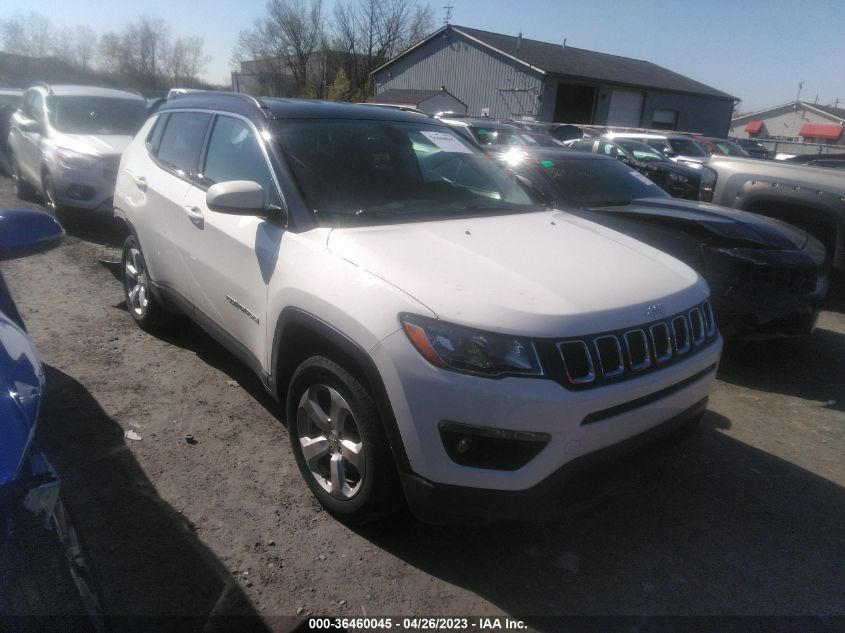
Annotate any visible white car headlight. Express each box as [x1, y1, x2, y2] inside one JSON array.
[[400, 313, 543, 377], [55, 148, 96, 170]]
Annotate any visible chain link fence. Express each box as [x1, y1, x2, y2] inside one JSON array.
[[751, 139, 845, 158]]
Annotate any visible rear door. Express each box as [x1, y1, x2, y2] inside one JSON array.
[[145, 111, 212, 303], [178, 114, 283, 369]]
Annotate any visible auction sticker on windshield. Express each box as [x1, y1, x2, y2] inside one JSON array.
[[420, 131, 472, 153]]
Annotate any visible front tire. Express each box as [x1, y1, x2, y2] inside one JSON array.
[[41, 171, 71, 223], [287, 356, 401, 524], [121, 235, 171, 331], [10, 153, 36, 201]]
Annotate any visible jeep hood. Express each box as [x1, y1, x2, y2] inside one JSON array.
[[52, 133, 132, 157], [586, 197, 808, 250], [326, 210, 707, 337]]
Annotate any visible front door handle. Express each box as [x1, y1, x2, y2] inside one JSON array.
[[184, 205, 204, 225], [133, 175, 147, 191]]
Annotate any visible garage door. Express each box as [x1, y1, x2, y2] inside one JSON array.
[[607, 89, 644, 127]]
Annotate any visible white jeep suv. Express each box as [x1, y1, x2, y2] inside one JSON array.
[[114, 94, 722, 523], [8, 84, 148, 219]]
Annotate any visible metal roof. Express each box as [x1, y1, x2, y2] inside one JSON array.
[[367, 88, 456, 106], [374, 25, 736, 101]]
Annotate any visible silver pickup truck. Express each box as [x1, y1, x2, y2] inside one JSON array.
[[701, 156, 845, 271]]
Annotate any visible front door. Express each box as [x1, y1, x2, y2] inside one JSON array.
[[178, 114, 284, 371]]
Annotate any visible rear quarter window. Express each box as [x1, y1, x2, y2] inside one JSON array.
[[146, 114, 169, 153]]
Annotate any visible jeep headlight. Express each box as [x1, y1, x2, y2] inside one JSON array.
[[56, 148, 96, 170], [400, 314, 543, 377]]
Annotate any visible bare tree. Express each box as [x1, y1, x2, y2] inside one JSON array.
[[233, 0, 323, 95], [0, 11, 54, 58], [52, 24, 99, 71], [327, 0, 433, 95], [75, 25, 99, 72], [233, 0, 433, 98], [166, 36, 211, 86]]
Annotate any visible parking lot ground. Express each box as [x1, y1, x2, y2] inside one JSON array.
[[0, 174, 843, 629]]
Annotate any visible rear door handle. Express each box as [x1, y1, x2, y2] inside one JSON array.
[[133, 175, 147, 191], [184, 205, 204, 224]]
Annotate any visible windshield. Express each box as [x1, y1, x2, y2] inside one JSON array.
[[49, 96, 148, 135], [616, 140, 667, 162], [532, 157, 669, 206], [667, 137, 709, 157], [272, 119, 536, 224], [713, 140, 749, 156]]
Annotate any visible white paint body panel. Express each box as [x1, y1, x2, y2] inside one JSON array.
[[115, 107, 722, 494]]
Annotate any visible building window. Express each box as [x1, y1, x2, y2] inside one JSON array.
[[651, 109, 678, 130]]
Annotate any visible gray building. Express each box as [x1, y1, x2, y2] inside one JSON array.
[[731, 101, 845, 145], [371, 25, 736, 136]]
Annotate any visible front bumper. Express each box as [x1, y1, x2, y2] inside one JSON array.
[[372, 329, 722, 505], [401, 397, 708, 524], [49, 160, 118, 211], [702, 245, 827, 338]]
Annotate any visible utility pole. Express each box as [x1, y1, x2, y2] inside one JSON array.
[[796, 80, 804, 103]]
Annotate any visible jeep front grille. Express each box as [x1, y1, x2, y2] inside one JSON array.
[[548, 300, 717, 390]]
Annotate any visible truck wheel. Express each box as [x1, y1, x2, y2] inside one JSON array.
[[121, 235, 171, 331], [287, 356, 401, 524]]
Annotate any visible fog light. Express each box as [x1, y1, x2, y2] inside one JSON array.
[[439, 421, 550, 471]]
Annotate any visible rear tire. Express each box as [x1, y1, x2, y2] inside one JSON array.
[[121, 235, 172, 332], [287, 355, 402, 524]]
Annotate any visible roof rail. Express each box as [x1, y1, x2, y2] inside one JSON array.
[[162, 90, 273, 119], [30, 81, 52, 95]]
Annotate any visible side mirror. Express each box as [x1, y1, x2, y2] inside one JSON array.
[[661, 147, 677, 158], [16, 116, 42, 135], [0, 210, 64, 260], [206, 181, 268, 216]]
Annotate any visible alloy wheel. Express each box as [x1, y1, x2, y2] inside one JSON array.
[[296, 385, 365, 500], [124, 247, 150, 317]]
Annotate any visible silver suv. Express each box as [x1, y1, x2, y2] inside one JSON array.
[[8, 84, 148, 219]]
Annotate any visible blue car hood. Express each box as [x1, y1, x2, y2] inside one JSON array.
[[0, 313, 44, 488]]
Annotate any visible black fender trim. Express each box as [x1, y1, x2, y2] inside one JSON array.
[[149, 281, 272, 391], [271, 307, 412, 473]]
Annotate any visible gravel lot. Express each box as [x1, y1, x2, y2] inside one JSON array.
[[1, 173, 843, 630]]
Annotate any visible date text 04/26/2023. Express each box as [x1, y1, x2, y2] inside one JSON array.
[[307, 617, 527, 630]]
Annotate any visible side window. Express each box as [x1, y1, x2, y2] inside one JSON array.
[[201, 116, 275, 196], [146, 114, 169, 153], [570, 139, 594, 152], [156, 112, 211, 174]]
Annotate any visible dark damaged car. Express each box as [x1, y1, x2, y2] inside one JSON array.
[[495, 148, 828, 338], [0, 209, 63, 514]]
